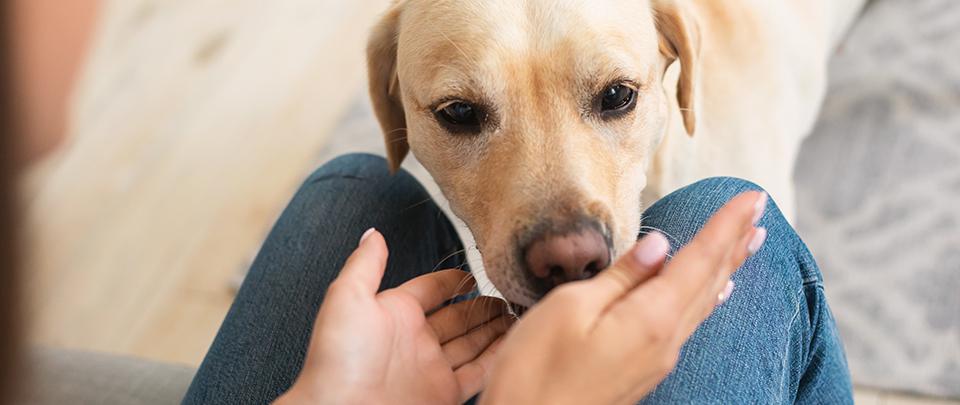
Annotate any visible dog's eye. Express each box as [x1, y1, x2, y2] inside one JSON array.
[[435, 101, 484, 133], [599, 83, 638, 117]]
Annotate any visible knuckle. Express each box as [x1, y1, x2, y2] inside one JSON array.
[[637, 310, 677, 345], [643, 323, 672, 344], [636, 327, 657, 344], [327, 279, 359, 297], [604, 266, 637, 288], [549, 284, 585, 306], [644, 286, 682, 326], [693, 237, 727, 261], [467, 334, 484, 352], [635, 316, 665, 343], [430, 274, 452, 294], [453, 305, 471, 324]]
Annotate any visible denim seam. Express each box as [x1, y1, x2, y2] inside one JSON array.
[[801, 275, 821, 286], [788, 285, 805, 330]]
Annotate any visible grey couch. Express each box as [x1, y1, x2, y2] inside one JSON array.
[[22, 349, 194, 405]]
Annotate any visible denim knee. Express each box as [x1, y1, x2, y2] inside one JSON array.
[[304, 153, 430, 207], [642, 176, 819, 285], [644, 177, 773, 240], [638, 178, 845, 404], [292, 153, 467, 279], [308, 153, 401, 183]]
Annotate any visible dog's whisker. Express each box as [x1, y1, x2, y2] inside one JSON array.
[[461, 295, 477, 336], [638, 226, 679, 259], [453, 284, 471, 298], [402, 197, 434, 211], [451, 273, 475, 299], [431, 248, 467, 273], [638, 225, 679, 243], [465, 292, 498, 336], [385, 127, 407, 136]]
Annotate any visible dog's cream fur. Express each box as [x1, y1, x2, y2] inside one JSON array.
[[367, 0, 866, 306]]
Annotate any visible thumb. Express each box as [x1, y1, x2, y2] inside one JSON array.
[[582, 232, 671, 305], [335, 228, 389, 294]]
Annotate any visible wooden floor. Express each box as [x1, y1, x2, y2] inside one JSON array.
[[20, 1, 958, 404], [24, 0, 390, 366]]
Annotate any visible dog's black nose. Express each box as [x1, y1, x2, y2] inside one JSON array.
[[523, 224, 611, 293]]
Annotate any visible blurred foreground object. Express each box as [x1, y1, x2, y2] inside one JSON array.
[[10, 0, 98, 162]]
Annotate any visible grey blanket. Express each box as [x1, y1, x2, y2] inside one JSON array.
[[796, 0, 960, 398]]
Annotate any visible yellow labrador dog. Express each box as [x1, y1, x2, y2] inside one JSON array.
[[366, 0, 866, 306]]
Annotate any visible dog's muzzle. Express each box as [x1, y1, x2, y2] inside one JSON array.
[[521, 219, 613, 298]]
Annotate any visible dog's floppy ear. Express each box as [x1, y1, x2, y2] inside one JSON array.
[[367, 3, 408, 172], [653, 0, 700, 136]]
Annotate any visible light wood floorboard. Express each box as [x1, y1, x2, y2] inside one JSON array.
[[24, 0, 389, 366]]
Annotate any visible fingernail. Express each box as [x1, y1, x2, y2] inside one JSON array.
[[359, 228, 376, 245], [752, 192, 768, 225], [633, 232, 671, 267], [718, 280, 735, 304], [748, 227, 767, 255]]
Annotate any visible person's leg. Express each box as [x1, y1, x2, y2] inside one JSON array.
[[183, 153, 468, 404], [638, 177, 852, 404]]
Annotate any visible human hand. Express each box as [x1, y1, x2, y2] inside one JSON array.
[[276, 230, 513, 405], [480, 191, 768, 405]]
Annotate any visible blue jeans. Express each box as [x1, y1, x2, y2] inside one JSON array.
[[182, 154, 852, 404]]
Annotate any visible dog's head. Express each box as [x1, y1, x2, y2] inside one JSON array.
[[367, 0, 700, 306]]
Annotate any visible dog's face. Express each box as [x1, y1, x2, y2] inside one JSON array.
[[368, 0, 699, 306]]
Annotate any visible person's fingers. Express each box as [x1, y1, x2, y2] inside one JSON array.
[[677, 226, 766, 339], [455, 336, 505, 403], [698, 193, 767, 304], [396, 269, 477, 313], [428, 296, 509, 344], [710, 225, 766, 303], [331, 228, 389, 295], [723, 226, 766, 282], [443, 314, 513, 369], [573, 232, 670, 313], [675, 194, 768, 335], [738, 191, 768, 265], [654, 191, 762, 306], [684, 191, 765, 259], [605, 191, 764, 340]]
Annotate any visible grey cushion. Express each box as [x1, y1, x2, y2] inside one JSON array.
[[796, 0, 960, 398], [20, 348, 195, 405]]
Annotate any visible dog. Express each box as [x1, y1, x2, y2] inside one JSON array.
[[366, 0, 866, 307]]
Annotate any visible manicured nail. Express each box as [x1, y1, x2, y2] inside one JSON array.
[[752, 192, 768, 225], [718, 280, 735, 304], [359, 228, 376, 245], [633, 232, 671, 267], [748, 227, 767, 254]]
